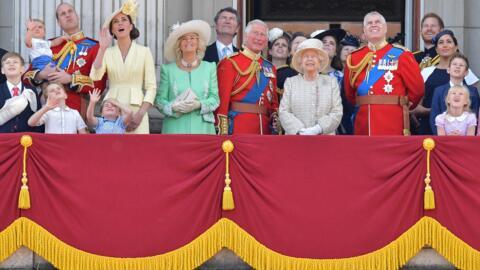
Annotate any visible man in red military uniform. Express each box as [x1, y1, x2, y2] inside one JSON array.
[[23, 3, 105, 116], [344, 11, 424, 135], [216, 19, 280, 135]]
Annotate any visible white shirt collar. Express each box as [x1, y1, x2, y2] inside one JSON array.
[[6, 81, 22, 92], [216, 41, 234, 56], [53, 105, 71, 112], [449, 81, 464, 87]]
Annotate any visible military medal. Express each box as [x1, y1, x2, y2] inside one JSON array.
[[383, 70, 394, 94], [267, 89, 272, 102], [76, 58, 86, 68], [79, 46, 88, 56]]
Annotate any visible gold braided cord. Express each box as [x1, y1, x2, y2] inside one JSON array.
[[346, 52, 373, 88], [52, 41, 77, 69], [227, 58, 261, 96]]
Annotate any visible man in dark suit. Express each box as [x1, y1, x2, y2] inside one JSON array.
[[0, 48, 8, 84], [203, 7, 240, 63]]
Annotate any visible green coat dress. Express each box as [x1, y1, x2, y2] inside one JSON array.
[[156, 61, 219, 134]]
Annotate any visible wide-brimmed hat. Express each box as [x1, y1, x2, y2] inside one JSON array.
[[164, 20, 211, 62], [291, 38, 329, 73], [311, 28, 346, 43], [103, 0, 139, 29]]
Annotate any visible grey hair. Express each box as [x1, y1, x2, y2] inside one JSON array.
[[244, 19, 268, 35], [363, 11, 387, 27]]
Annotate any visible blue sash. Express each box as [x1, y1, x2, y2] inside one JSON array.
[[357, 47, 403, 96], [228, 61, 272, 134]]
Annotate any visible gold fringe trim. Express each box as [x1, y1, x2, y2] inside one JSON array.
[[0, 217, 479, 269]]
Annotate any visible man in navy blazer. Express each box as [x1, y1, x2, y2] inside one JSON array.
[[203, 7, 240, 63], [0, 52, 42, 133]]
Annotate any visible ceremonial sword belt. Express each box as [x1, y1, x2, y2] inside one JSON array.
[[356, 95, 411, 135]]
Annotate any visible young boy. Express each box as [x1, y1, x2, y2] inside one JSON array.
[[25, 19, 68, 72], [86, 88, 132, 134], [28, 82, 88, 134], [429, 53, 480, 134], [0, 52, 41, 133]]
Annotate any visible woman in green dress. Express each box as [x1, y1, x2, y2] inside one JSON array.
[[156, 20, 219, 134]]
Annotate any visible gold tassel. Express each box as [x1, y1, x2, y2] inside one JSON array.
[[423, 138, 436, 210], [18, 135, 33, 210], [222, 140, 235, 210]]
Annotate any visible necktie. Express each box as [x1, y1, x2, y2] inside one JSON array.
[[12, 87, 19, 97], [221, 47, 230, 60]]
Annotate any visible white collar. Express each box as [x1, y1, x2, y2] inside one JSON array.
[[216, 40, 233, 52], [53, 105, 71, 112], [449, 81, 463, 87], [444, 111, 469, 122], [6, 81, 22, 91]]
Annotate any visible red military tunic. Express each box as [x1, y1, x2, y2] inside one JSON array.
[[216, 48, 279, 135], [344, 42, 424, 135], [24, 31, 106, 115]]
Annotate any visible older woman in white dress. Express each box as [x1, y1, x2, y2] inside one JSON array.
[[279, 38, 342, 135]]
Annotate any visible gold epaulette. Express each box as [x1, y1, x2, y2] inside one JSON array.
[[431, 55, 440, 66], [413, 50, 422, 55], [393, 43, 410, 52], [419, 55, 440, 70]]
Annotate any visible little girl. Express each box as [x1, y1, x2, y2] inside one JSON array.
[[435, 85, 477, 136], [86, 89, 132, 134]]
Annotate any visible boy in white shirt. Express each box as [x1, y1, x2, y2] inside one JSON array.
[[28, 82, 87, 134], [25, 19, 69, 72]]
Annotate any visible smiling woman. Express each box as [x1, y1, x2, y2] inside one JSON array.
[[279, 38, 343, 135], [155, 20, 219, 134]]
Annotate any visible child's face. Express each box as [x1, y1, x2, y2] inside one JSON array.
[[31, 21, 46, 39], [1, 57, 25, 78], [447, 88, 468, 109], [102, 101, 121, 118], [448, 58, 468, 79], [46, 84, 67, 101]]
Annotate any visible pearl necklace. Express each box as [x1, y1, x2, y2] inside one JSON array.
[[180, 58, 198, 68]]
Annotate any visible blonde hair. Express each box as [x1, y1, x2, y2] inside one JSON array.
[[174, 33, 206, 62], [445, 85, 471, 114]]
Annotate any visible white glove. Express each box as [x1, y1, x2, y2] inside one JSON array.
[[173, 100, 201, 114], [298, 124, 322, 135]]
